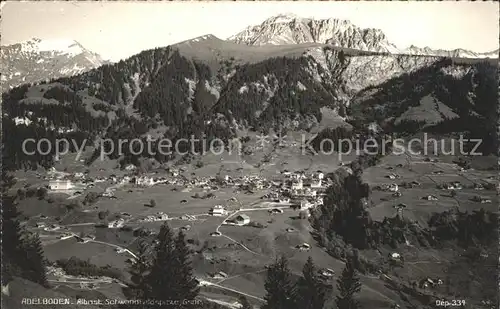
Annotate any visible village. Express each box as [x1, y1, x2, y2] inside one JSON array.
[[42, 164, 330, 227]]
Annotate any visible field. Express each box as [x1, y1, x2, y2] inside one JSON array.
[[12, 131, 498, 309]]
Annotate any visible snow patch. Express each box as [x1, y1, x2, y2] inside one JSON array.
[[184, 78, 196, 101]]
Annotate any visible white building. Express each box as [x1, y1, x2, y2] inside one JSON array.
[[310, 179, 322, 188], [315, 197, 324, 206], [300, 200, 315, 210], [156, 212, 169, 220], [108, 219, 125, 228], [136, 176, 154, 187], [48, 179, 74, 190], [209, 205, 227, 216], [279, 197, 290, 204], [388, 183, 399, 192], [291, 179, 303, 190]]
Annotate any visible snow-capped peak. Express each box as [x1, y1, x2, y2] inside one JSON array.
[[229, 14, 498, 59], [267, 13, 301, 24], [1, 38, 108, 90], [19, 38, 87, 56]]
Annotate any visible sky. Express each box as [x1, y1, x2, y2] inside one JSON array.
[[2, 1, 498, 61]]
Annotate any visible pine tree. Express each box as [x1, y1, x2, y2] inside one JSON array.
[[261, 256, 295, 309], [294, 257, 328, 309], [1, 195, 23, 285], [1, 192, 47, 287], [171, 230, 199, 308], [127, 238, 152, 306], [146, 223, 176, 303], [335, 259, 362, 309], [239, 295, 252, 309], [19, 232, 48, 287]]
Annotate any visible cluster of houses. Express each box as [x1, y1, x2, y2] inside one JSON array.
[[108, 218, 125, 228], [141, 212, 169, 222], [376, 183, 399, 192], [267, 171, 327, 211], [440, 181, 463, 191], [207, 204, 251, 226]]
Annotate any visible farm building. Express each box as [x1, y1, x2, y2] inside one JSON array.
[[423, 195, 438, 201], [300, 199, 315, 210], [235, 214, 250, 225], [48, 179, 74, 190], [296, 243, 311, 251], [209, 205, 227, 216]]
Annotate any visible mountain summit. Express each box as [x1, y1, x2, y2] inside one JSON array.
[[229, 14, 399, 53], [1, 38, 108, 91], [229, 14, 498, 58]]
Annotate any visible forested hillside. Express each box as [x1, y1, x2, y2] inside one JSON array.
[[2, 39, 498, 170]]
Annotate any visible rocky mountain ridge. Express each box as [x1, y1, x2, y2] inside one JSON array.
[[229, 14, 498, 59], [1, 38, 108, 91]]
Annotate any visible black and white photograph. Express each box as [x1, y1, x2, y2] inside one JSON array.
[[1, 1, 498, 309]]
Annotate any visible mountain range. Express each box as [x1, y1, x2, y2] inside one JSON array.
[[2, 14, 497, 91], [1, 38, 108, 91], [229, 14, 499, 59], [2, 14, 498, 170]]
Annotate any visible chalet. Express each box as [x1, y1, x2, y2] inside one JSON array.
[[209, 205, 227, 216], [212, 271, 228, 279], [314, 197, 324, 206], [310, 179, 322, 188], [388, 183, 399, 192], [57, 233, 74, 240], [299, 199, 315, 210], [269, 208, 284, 214], [389, 252, 401, 261], [296, 243, 311, 251], [279, 197, 290, 204], [36, 222, 46, 228], [44, 224, 61, 231], [386, 173, 400, 180], [319, 268, 335, 278], [291, 179, 303, 190], [419, 278, 442, 289], [423, 195, 438, 201], [473, 183, 485, 190], [108, 219, 125, 228], [394, 203, 407, 211], [156, 212, 169, 220], [235, 214, 250, 225], [125, 164, 136, 171], [136, 176, 154, 187], [115, 247, 127, 254], [48, 179, 74, 190]]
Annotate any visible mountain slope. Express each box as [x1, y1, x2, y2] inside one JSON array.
[[1, 38, 108, 91], [349, 57, 498, 154], [229, 14, 498, 59], [2, 35, 497, 170]]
